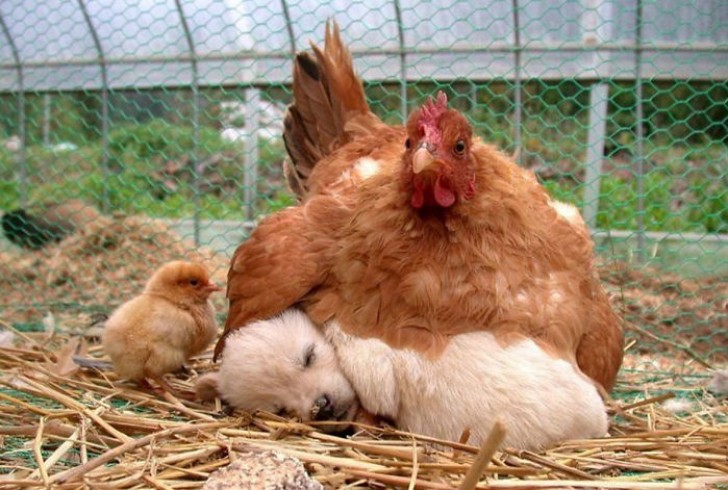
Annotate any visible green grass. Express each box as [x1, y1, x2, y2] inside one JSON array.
[[0, 107, 728, 233], [0, 120, 294, 219], [540, 139, 727, 233]]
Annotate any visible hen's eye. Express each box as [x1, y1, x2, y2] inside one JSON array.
[[454, 140, 466, 156], [405, 138, 411, 149], [303, 344, 316, 368]]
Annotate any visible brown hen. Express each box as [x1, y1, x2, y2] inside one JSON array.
[[217, 23, 623, 393]]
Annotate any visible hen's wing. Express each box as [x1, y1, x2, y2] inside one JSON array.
[[575, 289, 624, 391], [214, 196, 350, 360]]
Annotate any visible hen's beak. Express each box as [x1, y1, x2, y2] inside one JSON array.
[[413, 145, 436, 174]]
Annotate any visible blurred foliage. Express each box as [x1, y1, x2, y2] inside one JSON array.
[[0, 80, 725, 232], [0, 119, 290, 219]]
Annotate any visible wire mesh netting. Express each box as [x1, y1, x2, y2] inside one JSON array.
[[0, 2, 726, 363], [1, 1, 727, 488]]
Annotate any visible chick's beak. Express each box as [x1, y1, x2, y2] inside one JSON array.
[[412, 145, 437, 174], [203, 282, 222, 293]]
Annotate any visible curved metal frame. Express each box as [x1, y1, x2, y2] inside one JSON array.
[[0, 0, 720, 256], [393, 0, 407, 122], [511, 0, 522, 165], [77, 0, 111, 212], [280, 0, 296, 55], [0, 12, 27, 206], [174, 0, 202, 246], [634, 0, 646, 261]]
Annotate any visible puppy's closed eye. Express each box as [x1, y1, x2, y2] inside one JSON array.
[[303, 344, 316, 368]]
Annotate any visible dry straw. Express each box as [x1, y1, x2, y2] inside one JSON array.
[[0, 217, 726, 488], [0, 323, 726, 489]]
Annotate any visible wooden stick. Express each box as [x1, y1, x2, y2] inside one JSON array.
[[621, 392, 675, 411], [51, 422, 227, 483], [161, 391, 217, 422], [518, 450, 596, 480], [32, 417, 50, 486], [19, 376, 132, 443], [408, 437, 420, 490], [0, 391, 54, 416], [346, 470, 454, 490], [0, 421, 113, 447], [459, 421, 506, 490], [478, 479, 719, 489], [30, 425, 80, 481]]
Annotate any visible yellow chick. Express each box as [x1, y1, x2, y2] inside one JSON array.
[[102, 261, 221, 396]]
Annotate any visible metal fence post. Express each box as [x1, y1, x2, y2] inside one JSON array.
[[511, 0, 522, 164], [78, 0, 110, 213], [281, 0, 296, 55], [581, 0, 612, 230], [244, 88, 261, 221], [175, 0, 201, 247], [393, 0, 407, 122], [635, 0, 646, 262], [0, 13, 26, 207], [583, 84, 609, 229], [42, 93, 50, 147]]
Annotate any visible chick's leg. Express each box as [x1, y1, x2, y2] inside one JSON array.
[[143, 372, 197, 400], [141, 341, 195, 399], [145, 372, 175, 394]]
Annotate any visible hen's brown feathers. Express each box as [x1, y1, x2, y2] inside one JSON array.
[[283, 22, 382, 199], [216, 196, 351, 360], [221, 23, 623, 391], [307, 145, 620, 372]]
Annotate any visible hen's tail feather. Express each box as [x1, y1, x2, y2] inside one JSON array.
[[283, 21, 377, 198]]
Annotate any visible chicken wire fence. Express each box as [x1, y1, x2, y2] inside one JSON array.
[[0, 0, 726, 363]]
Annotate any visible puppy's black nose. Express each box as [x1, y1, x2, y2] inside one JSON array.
[[311, 394, 334, 420]]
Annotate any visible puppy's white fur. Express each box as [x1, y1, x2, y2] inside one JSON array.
[[197, 310, 357, 422], [327, 323, 608, 450]]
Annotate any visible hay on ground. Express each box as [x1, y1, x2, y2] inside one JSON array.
[[0, 214, 727, 488], [0, 328, 726, 489]]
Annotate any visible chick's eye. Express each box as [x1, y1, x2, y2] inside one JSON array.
[[303, 345, 316, 368], [454, 140, 466, 156], [189, 279, 200, 287]]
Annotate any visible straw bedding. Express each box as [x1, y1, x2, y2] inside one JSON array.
[[1, 216, 726, 489]]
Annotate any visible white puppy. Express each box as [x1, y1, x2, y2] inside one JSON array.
[[196, 309, 358, 424], [327, 324, 609, 450]]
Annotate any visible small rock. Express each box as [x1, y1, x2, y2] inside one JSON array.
[[203, 449, 322, 490]]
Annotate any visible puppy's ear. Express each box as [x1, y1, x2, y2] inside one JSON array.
[[194, 372, 221, 401]]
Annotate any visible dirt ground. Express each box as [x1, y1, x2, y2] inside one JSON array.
[[600, 262, 727, 364], [1, 215, 726, 365]]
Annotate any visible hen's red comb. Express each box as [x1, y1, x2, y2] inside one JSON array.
[[421, 91, 448, 123], [418, 91, 448, 143]]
